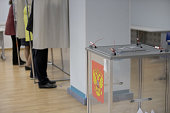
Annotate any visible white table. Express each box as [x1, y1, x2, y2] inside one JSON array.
[[0, 26, 6, 60], [131, 25, 170, 32]]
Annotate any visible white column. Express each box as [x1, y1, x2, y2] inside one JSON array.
[[69, 0, 130, 104]]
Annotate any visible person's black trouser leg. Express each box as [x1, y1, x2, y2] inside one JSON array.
[[30, 49, 36, 78], [35, 48, 49, 85], [11, 35, 21, 65]]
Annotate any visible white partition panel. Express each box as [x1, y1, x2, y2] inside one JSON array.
[[131, 0, 170, 30]]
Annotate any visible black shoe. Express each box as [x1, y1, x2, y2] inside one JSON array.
[[13, 62, 19, 65], [48, 80, 56, 84], [20, 60, 26, 64], [13, 61, 25, 65], [39, 83, 57, 88], [30, 75, 33, 79], [25, 66, 31, 70]]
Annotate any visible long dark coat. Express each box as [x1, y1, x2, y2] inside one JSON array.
[[5, 5, 16, 36]]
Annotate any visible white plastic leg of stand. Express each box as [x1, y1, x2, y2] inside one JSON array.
[[1, 54, 6, 60], [151, 110, 155, 113], [137, 108, 143, 113]]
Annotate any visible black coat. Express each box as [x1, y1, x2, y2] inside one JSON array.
[[26, 0, 34, 33]]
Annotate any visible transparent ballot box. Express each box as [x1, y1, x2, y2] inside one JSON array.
[[86, 44, 170, 113]]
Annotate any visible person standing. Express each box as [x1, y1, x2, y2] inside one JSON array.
[[30, 0, 69, 88], [5, 0, 25, 65], [23, 4, 33, 70], [27, 0, 56, 88]]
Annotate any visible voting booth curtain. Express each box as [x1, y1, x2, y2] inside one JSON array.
[[33, 0, 69, 49], [15, 0, 25, 39]]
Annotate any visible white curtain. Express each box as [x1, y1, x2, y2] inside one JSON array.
[[33, 0, 69, 49], [15, 0, 25, 39]]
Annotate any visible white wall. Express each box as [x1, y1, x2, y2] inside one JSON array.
[[86, 0, 130, 46], [131, 0, 170, 30], [0, 0, 12, 49], [0, 0, 9, 25], [70, 0, 130, 94], [70, 0, 86, 93]]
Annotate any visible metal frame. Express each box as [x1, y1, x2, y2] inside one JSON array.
[[87, 51, 90, 113], [87, 51, 92, 113], [168, 57, 170, 113], [138, 58, 143, 108], [165, 55, 169, 113], [49, 48, 70, 82], [108, 59, 113, 113]]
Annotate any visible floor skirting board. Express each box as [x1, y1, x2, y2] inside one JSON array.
[[67, 86, 87, 105]]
